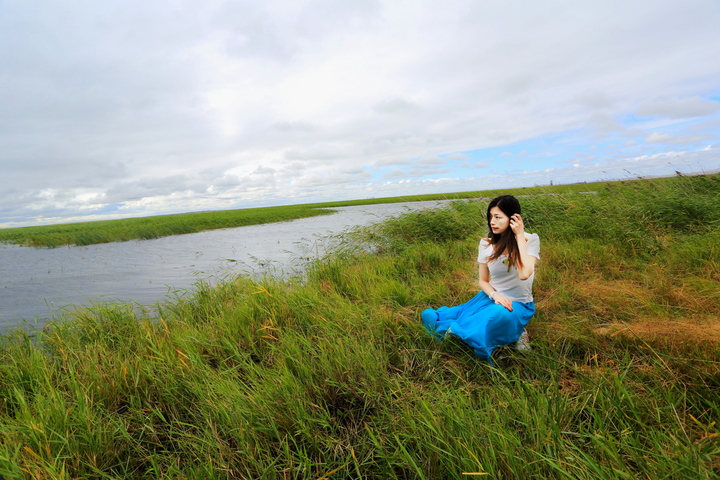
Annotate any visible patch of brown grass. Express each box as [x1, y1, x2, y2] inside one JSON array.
[[541, 273, 720, 341], [592, 315, 720, 353], [577, 278, 656, 317]]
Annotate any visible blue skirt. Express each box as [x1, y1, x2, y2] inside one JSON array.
[[421, 291, 535, 361]]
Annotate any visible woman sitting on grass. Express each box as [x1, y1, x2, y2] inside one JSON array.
[[421, 194, 540, 361]]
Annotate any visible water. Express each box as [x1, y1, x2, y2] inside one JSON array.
[[0, 201, 449, 330]]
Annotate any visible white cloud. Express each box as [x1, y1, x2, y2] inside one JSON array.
[[289, 169, 372, 187], [588, 113, 626, 136], [417, 155, 446, 166], [0, 0, 719, 226], [284, 145, 348, 160], [637, 97, 720, 119], [373, 97, 420, 114], [383, 167, 449, 180], [645, 132, 714, 145]]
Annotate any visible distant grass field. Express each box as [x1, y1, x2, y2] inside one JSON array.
[[0, 173, 718, 478], [0, 182, 599, 248]]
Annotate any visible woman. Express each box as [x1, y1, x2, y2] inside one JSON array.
[[421, 195, 540, 362]]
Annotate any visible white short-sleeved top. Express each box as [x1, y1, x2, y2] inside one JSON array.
[[478, 233, 540, 303]]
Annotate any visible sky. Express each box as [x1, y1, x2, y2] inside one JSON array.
[[1, 0, 719, 228]]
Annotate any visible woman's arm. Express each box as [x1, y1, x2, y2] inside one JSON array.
[[510, 214, 537, 280], [479, 262, 513, 311]]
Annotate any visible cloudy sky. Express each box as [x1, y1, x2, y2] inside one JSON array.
[[1, 0, 719, 227]]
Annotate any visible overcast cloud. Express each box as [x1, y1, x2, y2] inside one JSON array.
[[1, 0, 719, 227]]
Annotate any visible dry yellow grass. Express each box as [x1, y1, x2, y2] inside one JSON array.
[[593, 316, 720, 348]]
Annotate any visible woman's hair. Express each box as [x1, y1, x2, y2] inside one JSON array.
[[486, 195, 523, 268]]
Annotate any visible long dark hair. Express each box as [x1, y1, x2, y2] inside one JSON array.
[[486, 195, 523, 269]]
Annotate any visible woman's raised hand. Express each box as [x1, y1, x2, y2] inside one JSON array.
[[510, 214, 525, 236]]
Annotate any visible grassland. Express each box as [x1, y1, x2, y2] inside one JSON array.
[[0, 173, 719, 478], [0, 183, 598, 248]]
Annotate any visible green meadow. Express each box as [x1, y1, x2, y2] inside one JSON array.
[[0, 173, 719, 478], [1, 183, 594, 248]]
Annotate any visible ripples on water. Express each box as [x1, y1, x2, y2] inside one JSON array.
[[0, 201, 451, 330]]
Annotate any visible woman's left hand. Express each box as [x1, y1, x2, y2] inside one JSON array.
[[493, 293, 513, 312], [510, 214, 525, 236]]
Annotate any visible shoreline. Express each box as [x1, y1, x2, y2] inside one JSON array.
[[0, 180, 617, 248]]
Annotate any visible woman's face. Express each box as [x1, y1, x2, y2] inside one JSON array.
[[488, 206, 510, 234]]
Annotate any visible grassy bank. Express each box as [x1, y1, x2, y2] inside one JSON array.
[[0, 205, 338, 249], [0, 173, 719, 478], [1, 183, 597, 248]]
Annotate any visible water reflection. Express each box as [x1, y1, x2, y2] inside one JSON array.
[[0, 201, 449, 330]]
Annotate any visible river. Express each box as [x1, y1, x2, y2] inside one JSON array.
[[0, 201, 450, 331]]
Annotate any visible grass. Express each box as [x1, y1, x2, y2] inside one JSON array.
[[0, 205, 337, 248], [0, 173, 718, 478], [0, 183, 599, 248]]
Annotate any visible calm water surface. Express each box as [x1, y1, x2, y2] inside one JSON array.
[[0, 201, 448, 330]]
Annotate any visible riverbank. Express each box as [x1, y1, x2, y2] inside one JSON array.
[[1, 183, 598, 248], [0, 201, 453, 327], [0, 173, 718, 478]]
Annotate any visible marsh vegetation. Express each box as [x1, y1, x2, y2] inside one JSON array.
[[0, 173, 718, 478]]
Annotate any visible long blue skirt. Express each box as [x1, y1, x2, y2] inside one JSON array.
[[421, 291, 535, 361]]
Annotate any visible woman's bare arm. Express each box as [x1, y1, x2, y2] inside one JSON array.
[[479, 262, 513, 311], [511, 214, 537, 280]]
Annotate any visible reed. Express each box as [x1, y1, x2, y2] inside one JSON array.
[[0, 173, 718, 478]]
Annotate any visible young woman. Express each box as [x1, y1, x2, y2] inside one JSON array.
[[421, 195, 540, 361]]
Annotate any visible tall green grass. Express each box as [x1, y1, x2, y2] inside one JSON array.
[[0, 173, 718, 478]]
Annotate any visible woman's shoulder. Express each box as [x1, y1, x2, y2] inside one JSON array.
[[478, 238, 493, 259], [524, 232, 540, 256]]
